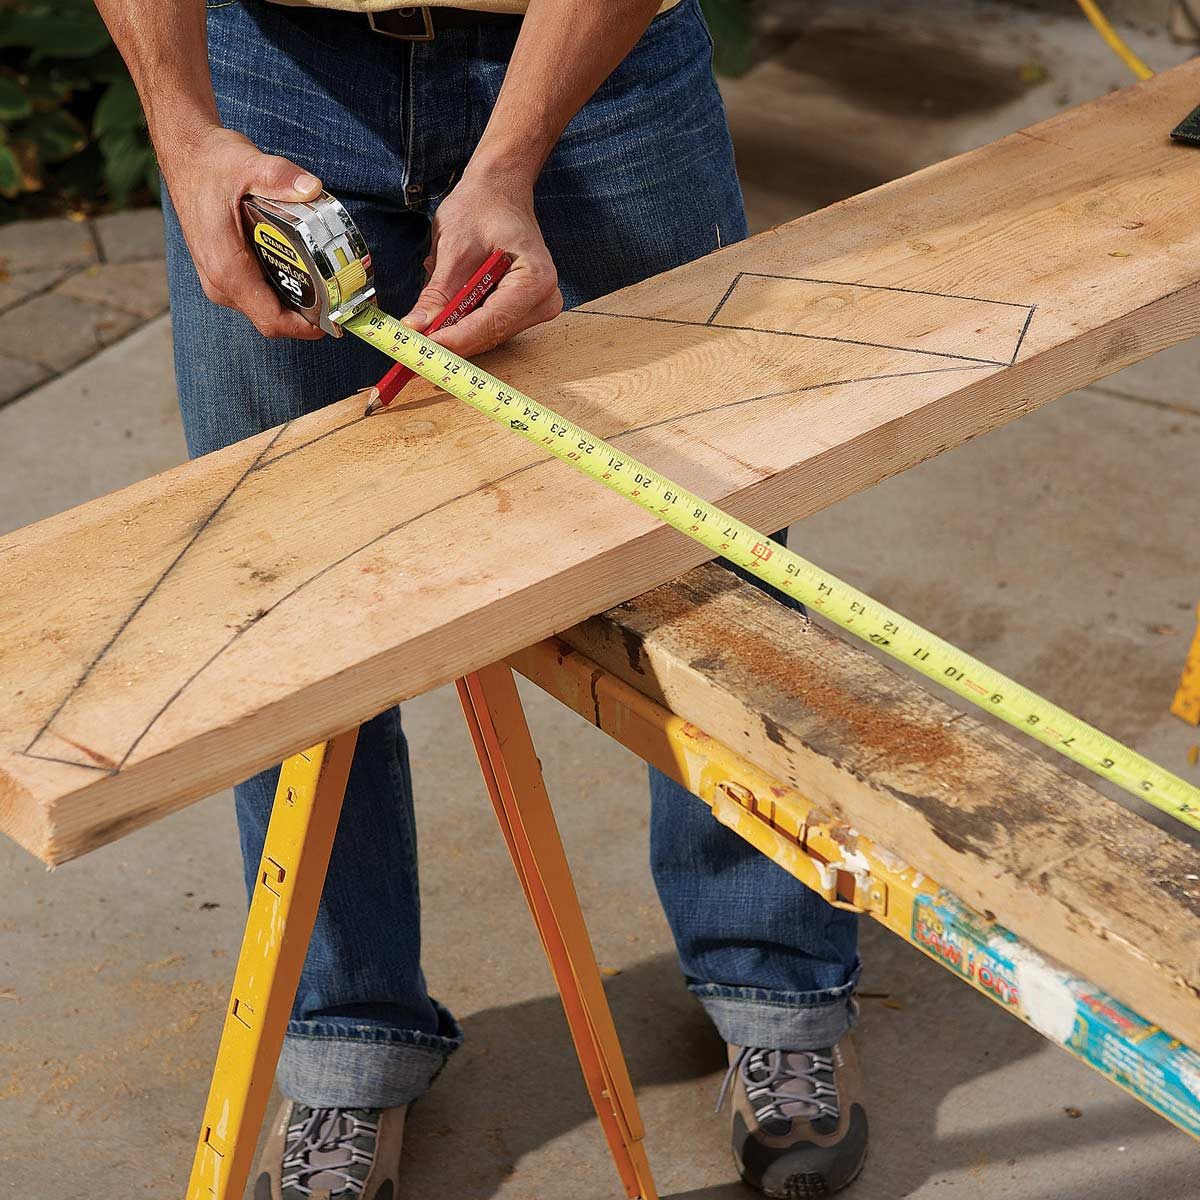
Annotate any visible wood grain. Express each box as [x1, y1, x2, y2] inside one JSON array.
[[557, 562, 1200, 1047], [4, 64, 1200, 864]]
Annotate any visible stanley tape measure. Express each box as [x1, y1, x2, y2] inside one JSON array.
[[242, 191, 1200, 832], [244, 193, 376, 335]]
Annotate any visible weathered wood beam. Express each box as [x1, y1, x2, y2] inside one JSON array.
[[558, 562, 1200, 1048], [4, 64, 1200, 863]]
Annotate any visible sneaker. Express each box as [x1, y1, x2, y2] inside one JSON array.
[[718, 1036, 868, 1198], [253, 1100, 407, 1199]]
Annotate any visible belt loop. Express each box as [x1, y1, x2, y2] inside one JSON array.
[[368, 7, 435, 40]]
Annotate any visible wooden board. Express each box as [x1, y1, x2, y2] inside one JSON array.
[[5, 64, 1200, 865], [555, 562, 1200, 1047]]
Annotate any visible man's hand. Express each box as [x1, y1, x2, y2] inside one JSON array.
[[402, 174, 562, 357], [95, 0, 326, 340], [161, 126, 327, 340], [96, 0, 656, 352], [400, 0, 659, 359]]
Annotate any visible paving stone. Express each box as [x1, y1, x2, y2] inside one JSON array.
[[55, 260, 170, 319], [0, 354, 49, 405], [0, 217, 97, 275], [0, 292, 140, 373], [93, 207, 166, 263], [0, 267, 71, 314]]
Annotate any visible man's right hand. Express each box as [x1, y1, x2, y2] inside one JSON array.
[[161, 127, 326, 340]]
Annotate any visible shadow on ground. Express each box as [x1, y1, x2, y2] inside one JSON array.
[[393, 932, 1161, 1199], [725, 14, 1044, 218], [764, 24, 1031, 117]]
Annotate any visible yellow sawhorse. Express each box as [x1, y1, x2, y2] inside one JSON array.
[[1172, 602, 1200, 726], [185, 636, 1200, 1200], [185, 661, 656, 1200]]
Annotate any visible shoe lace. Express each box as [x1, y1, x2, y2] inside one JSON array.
[[280, 1106, 380, 1197], [715, 1046, 840, 1125]]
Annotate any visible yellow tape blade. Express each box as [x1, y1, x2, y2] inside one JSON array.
[[343, 304, 1200, 832]]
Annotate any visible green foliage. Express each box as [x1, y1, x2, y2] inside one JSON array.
[[700, 0, 754, 78], [0, 0, 156, 219], [93, 74, 158, 204]]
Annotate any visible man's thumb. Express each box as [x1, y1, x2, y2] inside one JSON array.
[[401, 286, 439, 331], [401, 277, 454, 330], [247, 154, 322, 202]]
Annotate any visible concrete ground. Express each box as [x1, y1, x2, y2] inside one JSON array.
[[0, 208, 170, 406], [2, 3, 1199, 1197]]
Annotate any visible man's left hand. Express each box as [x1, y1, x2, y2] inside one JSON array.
[[402, 174, 563, 357]]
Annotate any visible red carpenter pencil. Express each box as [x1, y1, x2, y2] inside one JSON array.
[[365, 249, 512, 415]]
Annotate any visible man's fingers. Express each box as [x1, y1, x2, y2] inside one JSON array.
[[204, 250, 324, 340], [533, 288, 565, 324], [255, 308, 326, 340], [401, 246, 479, 330], [433, 276, 562, 357], [243, 281, 325, 339], [221, 150, 323, 334], [245, 153, 323, 202]]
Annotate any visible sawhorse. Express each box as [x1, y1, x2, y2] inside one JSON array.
[[184, 627, 1200, 1200], [1172, 601, 1200, 727], [185, 660, 657, 1200]]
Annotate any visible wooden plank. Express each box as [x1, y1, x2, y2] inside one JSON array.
[[4, 65, 1200, 865], [559, 562, 1200, 1048]]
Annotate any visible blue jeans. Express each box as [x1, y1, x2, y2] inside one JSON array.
[[166, 0, 859, 1108]]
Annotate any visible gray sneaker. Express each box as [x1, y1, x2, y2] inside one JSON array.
[[719, 1036, 868, 1198], [253, 1100, 407, 1199]]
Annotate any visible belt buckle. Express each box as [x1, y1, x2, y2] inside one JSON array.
[[368, 7, 435, 40]]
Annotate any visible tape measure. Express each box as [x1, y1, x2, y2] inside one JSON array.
[[243, 192, 1200, 831], [242, 192, 376, 335]]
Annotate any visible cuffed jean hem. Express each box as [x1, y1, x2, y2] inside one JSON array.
[[691, 963, 862, 1052], [277, 1000, 464, 1108]]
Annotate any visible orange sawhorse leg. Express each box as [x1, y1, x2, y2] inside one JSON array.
[[457, 662, 658, 1200], [187, 665, 655, 1200]]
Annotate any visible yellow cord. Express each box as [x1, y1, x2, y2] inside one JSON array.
[[1075, 0, 1155, 79]]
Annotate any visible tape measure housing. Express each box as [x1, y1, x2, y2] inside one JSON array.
[[241, 192, 376, 336]]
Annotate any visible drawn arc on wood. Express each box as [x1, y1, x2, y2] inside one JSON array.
[[21, 273, 1035, 777]]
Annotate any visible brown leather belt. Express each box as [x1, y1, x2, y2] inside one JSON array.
[[366, 6, 520, 40]]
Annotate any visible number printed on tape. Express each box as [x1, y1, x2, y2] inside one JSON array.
[[343, 303, 1200, 832]]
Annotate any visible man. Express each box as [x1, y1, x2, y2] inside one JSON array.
[[95, 1, 866, 1195]]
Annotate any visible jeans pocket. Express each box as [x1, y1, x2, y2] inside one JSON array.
[[248, 1, 381, 90]]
